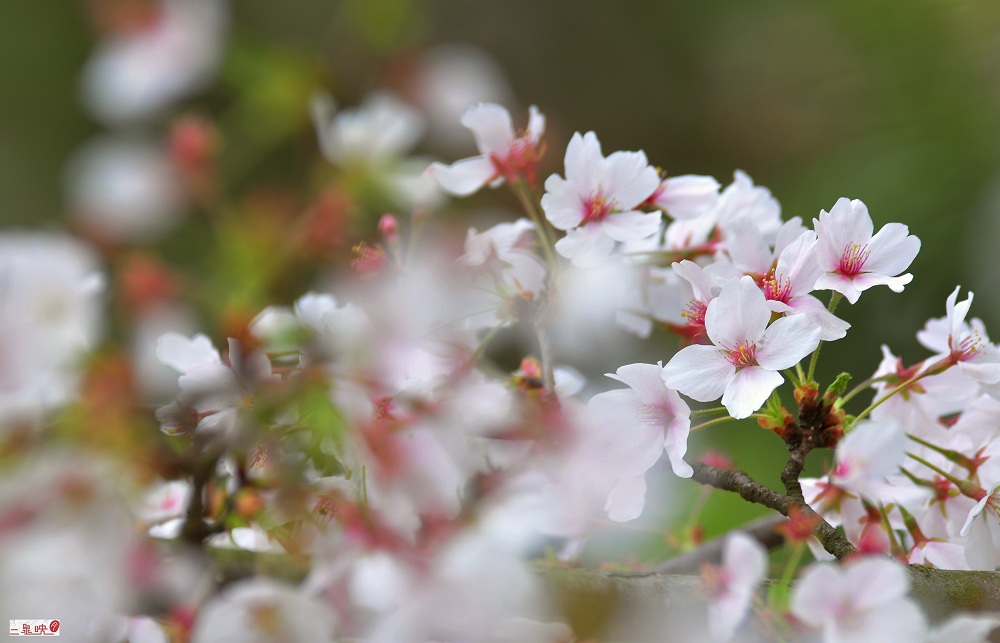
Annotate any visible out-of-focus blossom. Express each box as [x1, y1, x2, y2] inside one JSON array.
[[311, 91, 443, 211], [409, 44, 515, 152], [0, 233, 103, 426], [80, 0, 227, 124], [191, 578, 336, 642], [829, 420, 906, 500], [791, 557, 927, 643], [65, 137, 184, 243], [588, 363, 692, 521], [701, 532, 767, 642], [0, 454, 135, 642], [154, 333, 277, 439]]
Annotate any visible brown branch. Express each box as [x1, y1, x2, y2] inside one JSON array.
[[689, 461, 856, 560]]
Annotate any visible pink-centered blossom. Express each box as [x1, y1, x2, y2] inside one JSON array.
[[763, 230, 850, 341], [917, 286, 1000, 388], [588, 363, 692, 521], [791, 557, 927, 643], [429, 103, 544, 196], [813, 198, 920, 304], [701, 532, 767, 642], [662, 276, 821, 419], [541, 131, 661, 267]]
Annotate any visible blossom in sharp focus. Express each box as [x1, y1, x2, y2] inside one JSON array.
[[662, 276, 821, 419], [916, 286, 1000, 388], [542, 131, 661, 267], [790, 557, 927, 643], [813, 197, 920, 304], [762, 230, 851, 341], [701, 531, 767, 642], [429, 103, 545, 196]]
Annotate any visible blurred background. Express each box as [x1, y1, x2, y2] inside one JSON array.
[[4, 0, 1000, 558]]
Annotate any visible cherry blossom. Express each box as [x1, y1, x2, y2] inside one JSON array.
[[191, 578, 336, 642], [429, 103, 545, 195], [646, 174, 720, 220], [541, 131, 661, 267], [587, 363, 691, 521], [813, 197, 921, 304], [917, 286, 1000, 389], [959, 482, 1000, 571], [790, 557, 927, 643], [80, 0, 227, 124], [701, 531, 767, 642], [662, 276, 821, 419]]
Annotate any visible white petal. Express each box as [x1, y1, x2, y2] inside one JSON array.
[[157, 332, 220, 373], [756, 314, 822, 370], [460, 102, 513, 155], [705, 276, 770, 347], [554, 225, 615, 268], [429, 157, 497, 196], [601, 210, 662, 242], [662, 345, 732, 402], [722, 367, 783, 419], [605, 473, 648, 522]]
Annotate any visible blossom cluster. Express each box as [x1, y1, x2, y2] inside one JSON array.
[[4, 4, 1000, 639]]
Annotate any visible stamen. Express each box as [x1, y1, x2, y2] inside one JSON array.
[[762, 270, 792, 303], [582, 191, 613, 224], [957, 331, 986, 361], [838, 242, 870, 277], [723, 340, 757, 368], [681, 299, 708, 327]]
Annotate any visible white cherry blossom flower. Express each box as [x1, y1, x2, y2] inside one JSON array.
[[191, 578, 336, 642], [429, 103, 545, 196], [813, 197, 920, 304], [791, 557, 927, 643], [588, 363, 691, 521], [917, 286, 1000, 388], [662, 276, 821, 419], [647, 174, 720, 220], [542, 131, 661, 267], [80, 0, 227, 124], [762, 230, 850, 341], [960, 482, 1000, 571], [701, 531, 767, 642], [828, 420, 906, 500]]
